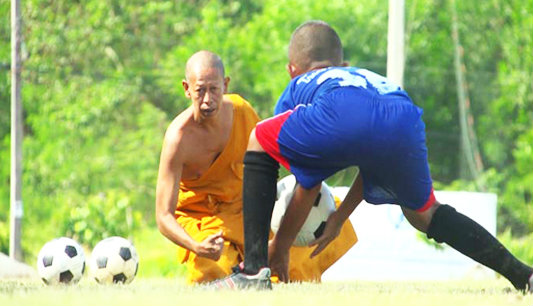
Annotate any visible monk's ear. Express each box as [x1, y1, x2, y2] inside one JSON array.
[[223, 76, 230, 93], [182, 79, 191, 98]]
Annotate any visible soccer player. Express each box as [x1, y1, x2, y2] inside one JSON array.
[[155, 50, 357, 284], [211, 21, 533, 291]]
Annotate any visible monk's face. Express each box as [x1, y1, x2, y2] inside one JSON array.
[[184, 66, 228, 122]]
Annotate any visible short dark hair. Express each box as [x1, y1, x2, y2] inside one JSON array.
[[288, 20, 343, 70]]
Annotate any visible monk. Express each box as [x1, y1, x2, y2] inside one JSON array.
[[155, 50, 357, 284]]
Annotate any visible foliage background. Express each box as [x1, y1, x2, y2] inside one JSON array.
[[0, 0, 531, 273]]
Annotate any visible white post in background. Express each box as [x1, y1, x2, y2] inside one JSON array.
[[10, 0, 23, 261], [387, 0, 405, 88]]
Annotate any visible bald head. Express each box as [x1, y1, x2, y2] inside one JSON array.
[[185, 50, 225, 81], [288, 21, 343, 71]]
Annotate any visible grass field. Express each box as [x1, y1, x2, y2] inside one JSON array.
[[1, 277, 530, 306], [4, 230, 531, 306]]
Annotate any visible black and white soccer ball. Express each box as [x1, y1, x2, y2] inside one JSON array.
[[271, 175, 336, 246], [89, 236, 139, 284], [36, 237, 86, 285]]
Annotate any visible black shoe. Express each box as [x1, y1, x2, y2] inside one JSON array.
[[208, 267, 272, 290]]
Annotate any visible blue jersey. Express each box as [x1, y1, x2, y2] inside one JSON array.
[[256, 66, 435, 211], [274, 67, 409, 115]]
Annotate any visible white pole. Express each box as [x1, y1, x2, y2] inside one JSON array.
[[10, 0, 23, 261], [387, 0, 405, 88]]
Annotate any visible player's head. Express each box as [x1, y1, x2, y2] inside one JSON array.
[[182, 50, 230, 122], [287, 20, 345, 79]]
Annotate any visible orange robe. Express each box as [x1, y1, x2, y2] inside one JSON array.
[[175, 94, 357, 284]]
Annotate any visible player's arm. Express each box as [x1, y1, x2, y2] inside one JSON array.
[[155, 128, 223, 260], [270, 184, 321, 250], [268, 183, 321, 282], [309, 172, 363, 258]]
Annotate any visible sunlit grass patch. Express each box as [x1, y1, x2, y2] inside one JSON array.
[[0, 277, 530, 306]]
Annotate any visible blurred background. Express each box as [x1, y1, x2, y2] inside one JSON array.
[[1, 0, 531, 279]]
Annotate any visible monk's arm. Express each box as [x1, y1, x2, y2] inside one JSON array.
[[155, 132, 223, 260]]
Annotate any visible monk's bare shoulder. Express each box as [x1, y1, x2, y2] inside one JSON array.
[[162, 107, 195, 157]]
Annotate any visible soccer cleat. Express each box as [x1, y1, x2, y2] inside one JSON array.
[[208, 267, 272, 290]]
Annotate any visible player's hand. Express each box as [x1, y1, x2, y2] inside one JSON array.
[[195, 231, 225, 261], [268, 240, 290, 283], [308, 213, 342, 258]]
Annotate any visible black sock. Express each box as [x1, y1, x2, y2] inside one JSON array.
[[242, 151, 279, 274], [427, 204, 533, 290]]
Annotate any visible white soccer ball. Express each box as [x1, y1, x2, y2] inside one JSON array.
[[89, 236, 139, 284], [271, 175, 336, 246], [36, 237, 86, 285]]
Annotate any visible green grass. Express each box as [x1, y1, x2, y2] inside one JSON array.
[[0, 278, 530, 306]]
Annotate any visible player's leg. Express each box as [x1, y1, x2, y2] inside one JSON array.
[[209, 112, 297, 289], [391, 111, 532, 292], [207, 129, 278, 290], [241, 128, 279, 275], [207, 141, 277, 289], [403, 201, 533, 292]]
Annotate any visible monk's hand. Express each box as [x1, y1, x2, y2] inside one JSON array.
[[268, 241, 290, 283], [308, 212, 342, 258], [196, 231, 224, 261]]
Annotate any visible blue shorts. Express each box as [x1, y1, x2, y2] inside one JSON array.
[[256, 87, 435, 211]]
